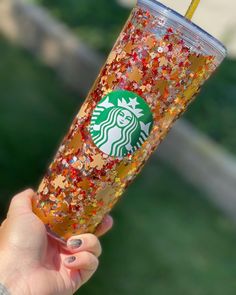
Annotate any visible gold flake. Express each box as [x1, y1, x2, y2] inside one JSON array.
[[78, 102, 90, 118], [140, 85, 147, 92], [90, 153, 105, 170], [38, 179, 47, 193], [189, 55, 207, 73], [67, 131, 83, 153], [127, 66, 142, 82], [154, 80, 169, 96], [52, 175, 66, 189], [159, 57, 168, 67], [145, 36, 156, 48], [107, 51, 117, 64], [107, 73, 116, 88], [124, 41, 134, 54], [95, 186, 117, 206]]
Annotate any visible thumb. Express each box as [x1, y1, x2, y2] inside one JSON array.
[[0, 189, 47, 268], [7, 189, 35, 218], [1, 189, 47, 255]]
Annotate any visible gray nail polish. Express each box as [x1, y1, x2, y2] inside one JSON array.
[[66, 256, 76, 264], [68, 238, 83, 249]]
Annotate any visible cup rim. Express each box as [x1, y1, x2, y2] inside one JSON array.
[[138, 0, 227, 59]]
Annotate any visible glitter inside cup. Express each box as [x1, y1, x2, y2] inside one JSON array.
[[32, 0, 226, 242]]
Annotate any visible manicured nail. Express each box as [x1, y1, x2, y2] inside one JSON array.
[[65, 256, 76, 264], [68, 239, 83, 249], [104, 215, 112, 224]]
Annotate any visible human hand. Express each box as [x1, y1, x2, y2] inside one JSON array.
[[0, 189, 113, 295]]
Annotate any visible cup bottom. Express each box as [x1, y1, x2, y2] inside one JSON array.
[[46, 224, 67, 245]]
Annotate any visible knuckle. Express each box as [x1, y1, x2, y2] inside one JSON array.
[[11, 188, 34, 204], [11, 194, 19, 204], [88, 234, 99, 246], [83, 252, 99, 269], [10, 195, 20, 208], [97, 244, 102, 257], [83, 251, 93, 261], [91, 256, 99, 270], [25, 188, 35, 195], [87, 234, 102, 256], [85, 233, 97, 241], [96, 241, 102, 256]]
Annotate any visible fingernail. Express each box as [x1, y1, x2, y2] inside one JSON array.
[[68, 238, 83, 249], [65, 256, 76, 264], [105, 215, 112, 223]]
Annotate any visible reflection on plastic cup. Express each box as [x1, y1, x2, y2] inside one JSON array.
[[32, 0, 226, 242]]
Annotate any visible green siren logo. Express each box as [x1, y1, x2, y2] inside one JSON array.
[[90, 90, 153, 158]]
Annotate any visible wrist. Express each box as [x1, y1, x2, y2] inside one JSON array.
[[0, 283, 10, 295], [0, 270, 30, 295], [0, 253, 30, 295]]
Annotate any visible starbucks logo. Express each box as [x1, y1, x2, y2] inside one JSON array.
[[90, 90, 153, 158]]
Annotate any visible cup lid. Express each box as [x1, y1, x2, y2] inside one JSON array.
[[138, 0, 227, 61]]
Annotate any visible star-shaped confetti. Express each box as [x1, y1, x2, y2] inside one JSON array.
[[52, 175, 67, 189], [68, 132, 83, 153], [127, 66, 142, 83]]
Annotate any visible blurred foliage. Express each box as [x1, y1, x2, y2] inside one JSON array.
[[35, 0, 130, 54], [186, 59, 236, 154], [1, 37, 236, 294]]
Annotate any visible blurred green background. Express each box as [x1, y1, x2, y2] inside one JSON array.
[[1, 1, 236, 294]]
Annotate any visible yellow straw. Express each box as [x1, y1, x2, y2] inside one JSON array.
[[185, 0, 201, 20]]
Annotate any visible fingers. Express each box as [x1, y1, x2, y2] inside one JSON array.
[[64, 251, 99, 284], [94, 215, 113, 237], [64, 214, 113, 254], [63, 213, 113, 288], [62, 214, 113, 253], [64, 233, 102, 288], [8, 189, 35, 218], [67, 233, 102, 257]]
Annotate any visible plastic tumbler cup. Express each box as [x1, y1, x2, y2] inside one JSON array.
[[32, 0, 226, 242]]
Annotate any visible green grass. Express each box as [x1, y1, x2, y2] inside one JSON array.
[[1, 37, 236, 294]]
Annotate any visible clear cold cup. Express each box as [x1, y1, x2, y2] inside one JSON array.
[[32, 0, 227, 242]]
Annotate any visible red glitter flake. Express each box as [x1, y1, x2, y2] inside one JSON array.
[[98, 201, 104, 207], [89, 182, 96, 189], [164, 35, 169, 41], [69, 204, 73, 213], [72, 223, 77, 230], [132, 52, 139, 62], [91, 210, 97, 216], [168, 44, 173, 51]]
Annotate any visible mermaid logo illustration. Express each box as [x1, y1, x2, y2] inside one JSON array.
[[90, 90, 153, 158]]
